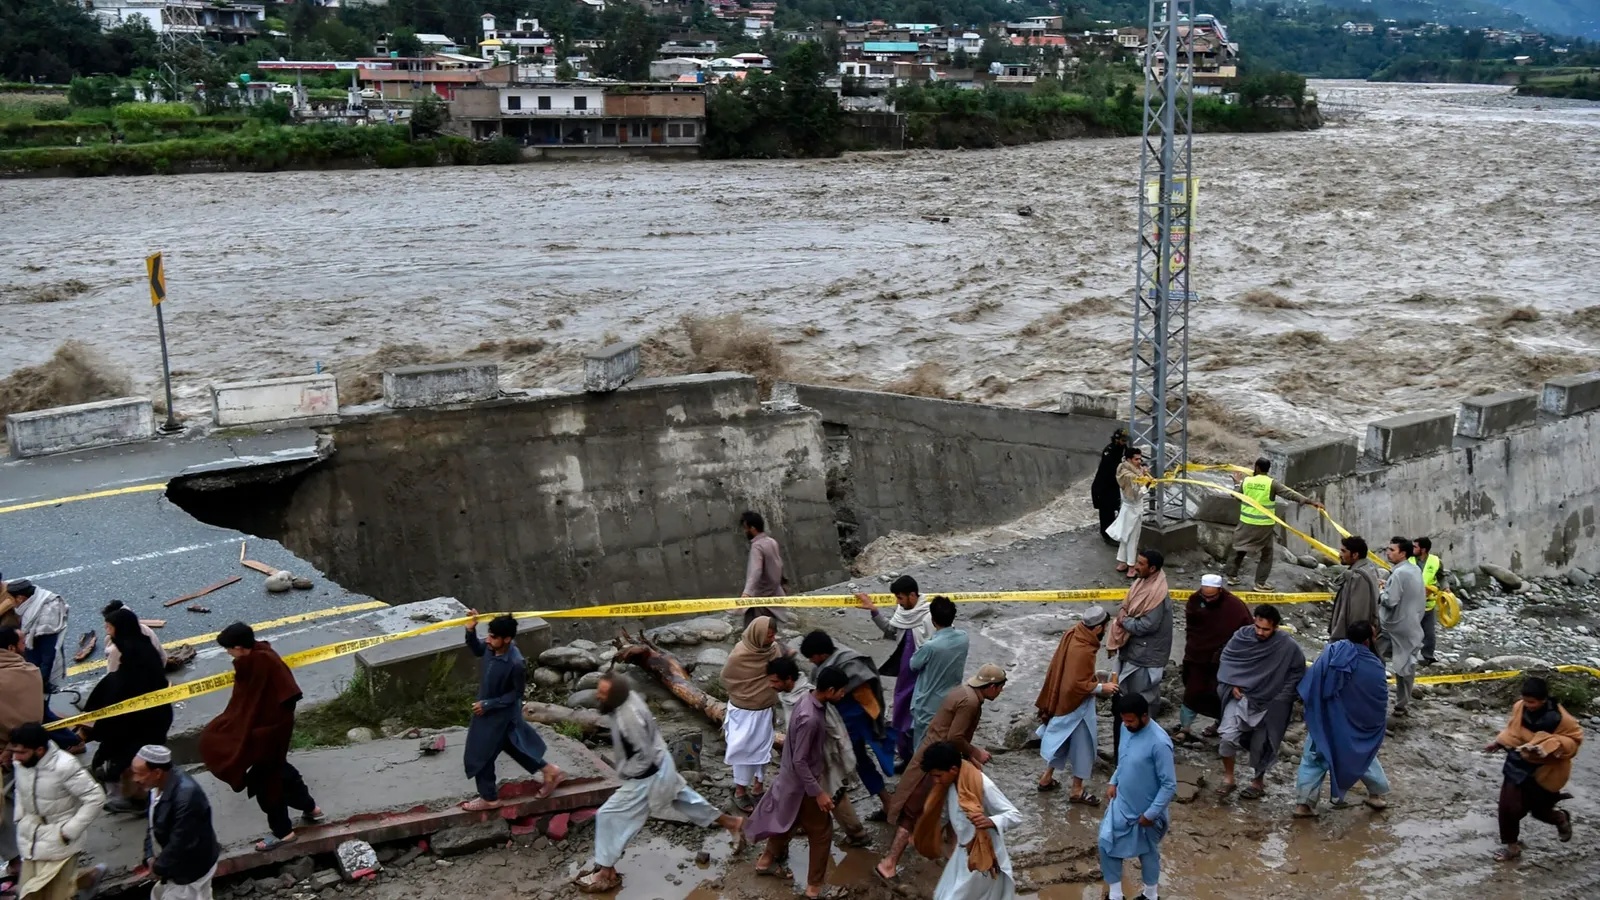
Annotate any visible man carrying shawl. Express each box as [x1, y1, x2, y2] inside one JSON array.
[[917, 741, 1023, 900], [1215, 604, 1306, 800], [1294, 620, 1391, 817], [720, 615, 785, 811], [1106, 549, 1174, 763]]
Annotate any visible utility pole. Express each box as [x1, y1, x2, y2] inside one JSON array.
[[1128, 0, 1196, 526]]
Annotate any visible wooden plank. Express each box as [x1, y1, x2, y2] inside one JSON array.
[[163, 575, 242, 608], [241, 559, 277, 575], [139, 619, 165, 629]]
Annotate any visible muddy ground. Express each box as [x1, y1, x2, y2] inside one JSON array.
[[224, 525, 1600, 900]]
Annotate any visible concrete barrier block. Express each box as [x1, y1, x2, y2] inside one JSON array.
[[1263, 432, 1359, 486], [6, 397, 154, 458], [1540, 372, 1600, 417], [382, 362, 499, 409], [355, 615, 550, 690], [1457, 390, 1538, 439], [1060, 391, 1123, 420], [1365, 410, 1456, 463], [210, 374, 338, 427], [583, 342, 641, 393]]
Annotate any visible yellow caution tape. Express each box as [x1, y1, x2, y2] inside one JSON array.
[[1142, 473, 1463, 629], [51, 586, 1342, 729], [1406, 665, 1600, 687]]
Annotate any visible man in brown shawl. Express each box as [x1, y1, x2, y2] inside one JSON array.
[[720, 616, 785, 811], [1485, 676, 1584, 862], [1329, 535, 1381, 642], [873, 664, 1007, 884], [1034, 607, 1115, 803], [198, 623, 322, 851], [1176, 574, 1253, 746]]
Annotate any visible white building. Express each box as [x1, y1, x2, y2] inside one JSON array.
[[85, 0, 264, 42], [479, 14, 554, 62]]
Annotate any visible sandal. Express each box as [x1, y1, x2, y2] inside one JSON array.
[[535, 769, 565, 800], [254, 834, 296, 852], [1173, 730, 1201, 747], [301, 808, 326, 824], [1240, 784, 1265, 801], [460, 797, 502, 811], [802, 887, 845, 899], [1201, 724, 1219, 738], [575, 872, 622, 894], [1214, 782, 1237, 797], [1036, 779, 1062, 793], [1069, 791, 1101, 807], [840, 831, 874, 849], [755, 862, 794, 880], [1493, 845, 1521, 862], [1557, 810, 1573, 842]]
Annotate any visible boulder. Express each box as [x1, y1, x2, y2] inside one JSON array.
[[265, 570, 294, 593], [431, 821, 508, 858], [334, 839, 382, 877], [538, 647, 600, 672], [1565, 567, 1595, 588], [531, 667, 565, 689], [345, 727, 376, 744], [568, 639, 599, 652], [1484, 655, 1553, 672], [574, 671, 603, 691], [1479, 563, 1522, 591], [567, 689, 600, 709], [282, 857, 316, 883], [693, 647, 730, 671]]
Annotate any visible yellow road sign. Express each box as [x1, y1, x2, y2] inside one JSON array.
[[146, 252, 165, 306]]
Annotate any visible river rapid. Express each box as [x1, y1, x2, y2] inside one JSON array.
[[4, 80, 1598, 452]]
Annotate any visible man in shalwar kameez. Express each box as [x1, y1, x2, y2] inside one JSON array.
[[1034, 607, 1113, 804], [917, 741, 1023, 900], [1216, 604, 1307, 800], [1098, 695, 1176, 900], [800, 631, 895, 817], [720, 616, 784, 811], [744, 666, 849, 898], [461, 613, 562, 810], [576, 675, 744, 894], [855, 576, 934, 765]]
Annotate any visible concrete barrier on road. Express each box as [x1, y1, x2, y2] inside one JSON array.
[[1541, 372, 1600, 418], [1365, 410, 1456, 463], [1262, 432, 1359, 486], [5, 397, 154, 458], [1457, 390, 1538, 439], [211, 374, 338, 427], [383, 362, 500, 408], [355, 613, 551, 691], [584, 342, 641, 393]]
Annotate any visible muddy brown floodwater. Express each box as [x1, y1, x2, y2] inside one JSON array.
[[4, 82, 1599, 454]]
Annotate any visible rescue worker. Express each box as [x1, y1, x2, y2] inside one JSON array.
[[1411, 537, 1443, 666], [1224, 458, 1323, 592]]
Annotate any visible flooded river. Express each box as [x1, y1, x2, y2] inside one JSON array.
[[4, 81, 1599, 449]]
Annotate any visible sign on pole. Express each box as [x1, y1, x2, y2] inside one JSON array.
[[146, 252, 166, 306]]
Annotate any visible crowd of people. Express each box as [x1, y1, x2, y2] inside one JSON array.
[[0, 480, 1589, 900]]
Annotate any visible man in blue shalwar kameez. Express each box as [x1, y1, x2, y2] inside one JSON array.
[[1098, 694, 1176, 900], [461, 612, 562, 810]]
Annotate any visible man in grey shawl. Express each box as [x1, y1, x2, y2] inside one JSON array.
[[1216, 604, 1307, 800], [800, 631, 895, 817], [576, 674, 745, 893], [1377, 536, 1426, 717], [1328, 535, 1381, 642]]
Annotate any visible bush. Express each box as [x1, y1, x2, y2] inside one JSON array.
[[250, 100, 291, 125], [113, 102, 197, 123], [32, 103, 72, 121], [477, 136, 522, 165]]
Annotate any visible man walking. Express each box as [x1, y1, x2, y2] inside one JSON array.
[[0, 581, 67, 694], [739, 511, 787, 625], [1216, 605, 1306, 800], [1175, 575, 1253, 746], [198, 623, 323, 852], [745, 667, 847, 899], [1091, 428, 1129, 546], [1378, 537, 1425, 717], [1097, 695, 1176, 900], [1411, 537, 1443, 666], [1294, 621, 1391, 817], [132, 745, 221, 900], [1225, 458, 1323, 592], [577, 674, 744, 893], [462, 612, 562, 811], [1486, 676, 1583, 862], [876, 664, 1006, 883], [8, 722, 106, 900], [908, 597, 969, 752], [855, 577, 935, 766], [770, 657, 870, 846], [799, 631, 894, 818], [918, 741, 1024, 900], [721, 616, 784, 812], [1034, 607, 1113, 802], [1108, 550, 1173, 763], [1328, 535, 1380, 642]]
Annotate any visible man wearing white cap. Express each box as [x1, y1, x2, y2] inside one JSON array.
[[1175, 575, 1253, 747], [131, 745, 221, 900], [1034, 607, 1115, 804]]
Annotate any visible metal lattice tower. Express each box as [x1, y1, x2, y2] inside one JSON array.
[[1128, 0, 1196, 524], [159, 4, 206, 102]]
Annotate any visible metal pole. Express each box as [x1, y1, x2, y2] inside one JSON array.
[[155, 303, 180, 433]]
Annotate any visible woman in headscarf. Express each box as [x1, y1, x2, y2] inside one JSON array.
[[80, 605, 173, 814], [720, 615, 784, 812]]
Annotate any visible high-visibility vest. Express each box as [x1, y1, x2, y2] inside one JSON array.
[[1239, 474, 1276, 526], [1413, 554, 1442, 610]]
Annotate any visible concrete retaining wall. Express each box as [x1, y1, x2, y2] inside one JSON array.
[[383, 363, 499, 408], [211, 375, 339, 427], [5, 397, 154, 458], [174, 373, 845, 631], [778, 382, 1119, 554], [1271, 372, 1600, 576]]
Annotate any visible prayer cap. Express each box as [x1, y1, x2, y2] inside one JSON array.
[[136, 745, 172, 765], [1201, 573, 1224, 588], [967, 664, 1007, 688], [1081, 606, 1108, 627]]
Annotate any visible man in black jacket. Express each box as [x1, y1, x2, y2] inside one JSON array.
[[1091, 428, 1127, 546], [131, 745, 221, 900]]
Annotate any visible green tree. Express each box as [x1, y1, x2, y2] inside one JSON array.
[[592, 6, 661, 81], [411, 92, 449, 135], [390, 28, 424, 58]]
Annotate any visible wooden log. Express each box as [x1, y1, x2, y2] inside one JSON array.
[[164, 575, 242, 607], [241, 559, 277, 575], [522, 701, 607, 733], [613, 629, 726, 725]]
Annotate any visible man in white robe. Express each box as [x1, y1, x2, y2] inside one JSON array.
[[918, 741, 1022, 900]]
